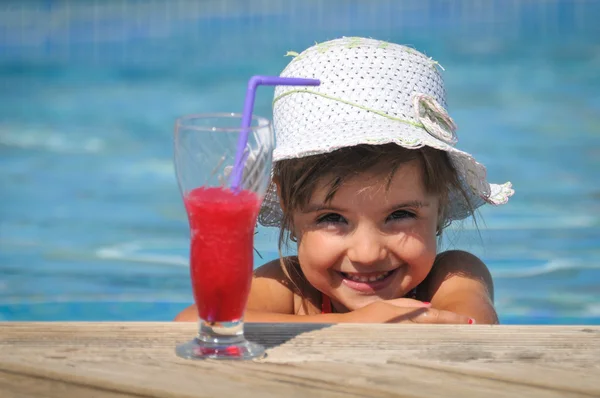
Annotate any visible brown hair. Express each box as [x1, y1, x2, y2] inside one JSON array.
[[272, 144, 474, 308]]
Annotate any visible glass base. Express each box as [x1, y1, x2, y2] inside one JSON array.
[[176, 318, 265, 360]]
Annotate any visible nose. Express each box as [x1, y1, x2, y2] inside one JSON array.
[[346, 225, 388, 266]]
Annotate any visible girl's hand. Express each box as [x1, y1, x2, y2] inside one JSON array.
[[343, 299, 474, 324]]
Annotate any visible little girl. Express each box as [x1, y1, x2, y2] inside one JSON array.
[[176, 37, 514, 324]]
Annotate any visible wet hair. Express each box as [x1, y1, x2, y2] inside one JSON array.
[[272, 144, 475, 308]]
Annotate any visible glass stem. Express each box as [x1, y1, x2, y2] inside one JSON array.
[[197, 318, 246, 345]]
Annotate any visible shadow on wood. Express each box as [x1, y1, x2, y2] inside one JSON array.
[[244, 322, 333, 349]]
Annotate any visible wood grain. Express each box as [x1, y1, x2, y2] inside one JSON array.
[[0, 369, 135, 398], [0, 323, 598, 398]]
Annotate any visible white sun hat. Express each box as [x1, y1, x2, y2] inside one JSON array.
[[258, 37, 513, 228]]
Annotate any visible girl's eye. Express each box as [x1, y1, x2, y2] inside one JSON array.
[[387, 210, 416, 221], [316, 213, 346, 224]]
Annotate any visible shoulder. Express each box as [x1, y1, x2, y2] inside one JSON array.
[[174, 257, 305, 322], [421, 250, 495, 301], [173, 304, 197, 322], [248, 256, 320, 315], [418, 250, 498, 323]]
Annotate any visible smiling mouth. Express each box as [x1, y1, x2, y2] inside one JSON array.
[[340, 270, 394, 283], [338, 269, 398, 293]]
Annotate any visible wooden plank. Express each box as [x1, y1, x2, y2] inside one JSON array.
[[251, 324, 600, 367], [1, 349, 595, 398], [2, 322, 599, 361], [0, 369, 137, 398], [2, 323, 599, 370], [0, 323, 598, 398]]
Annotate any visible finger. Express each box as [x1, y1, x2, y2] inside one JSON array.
[[412, 308, 472, 324], [385, 298, 431, 308]]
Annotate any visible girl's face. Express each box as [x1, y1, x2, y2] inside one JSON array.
[[291, 160, 439, 312]]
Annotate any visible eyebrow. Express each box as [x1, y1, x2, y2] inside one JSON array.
[[303, 200, 430, 214], [385, 200, 431, 213]]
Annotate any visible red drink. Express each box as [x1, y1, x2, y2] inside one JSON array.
[[184, 187, 261, 322]]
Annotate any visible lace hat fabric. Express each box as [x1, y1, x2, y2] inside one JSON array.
[[259, 37, 514, 228]]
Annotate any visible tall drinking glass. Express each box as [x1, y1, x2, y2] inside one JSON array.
[[174, 113, 273, 360]]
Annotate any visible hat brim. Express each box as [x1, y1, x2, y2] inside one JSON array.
[[259, 118, 513, 228]]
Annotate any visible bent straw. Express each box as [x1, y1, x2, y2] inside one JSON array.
[[230, 75, 320, 190]]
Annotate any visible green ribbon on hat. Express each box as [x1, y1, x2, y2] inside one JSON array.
[[273, 89, 458, 146], [273, 89, 425, 129]]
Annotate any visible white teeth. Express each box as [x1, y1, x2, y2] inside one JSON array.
[[344, 271, 391, 283]]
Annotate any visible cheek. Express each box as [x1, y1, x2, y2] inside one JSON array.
[[296, 231, 341, 273], [397, 235, 437, 262], [396, 219, 438, 266], [420, 234, 439, 264], [419, 224, 439, 270]]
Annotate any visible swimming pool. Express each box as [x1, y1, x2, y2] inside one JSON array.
[[1, 0, 599, 324]]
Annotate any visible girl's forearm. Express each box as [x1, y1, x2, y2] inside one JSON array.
[[434, 294, 498, 324], [174, 305, 345, 323], [245, 310, 344, 323]]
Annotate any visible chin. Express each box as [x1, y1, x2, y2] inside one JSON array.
[[340, 294, 385, 311]]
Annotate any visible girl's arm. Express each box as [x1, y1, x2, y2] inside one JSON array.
[[175, 307, 346, 323], [424, 250, 499, 324], [174, 259, 345, 322], [174, 257, 474, 324]]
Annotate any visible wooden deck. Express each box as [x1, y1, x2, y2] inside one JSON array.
[[0, 323, 599, 397]]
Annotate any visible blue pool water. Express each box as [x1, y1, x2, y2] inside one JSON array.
[[1, 1, 599, 323]]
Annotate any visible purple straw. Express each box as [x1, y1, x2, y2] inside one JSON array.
[[230, 75, 320, 191]]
